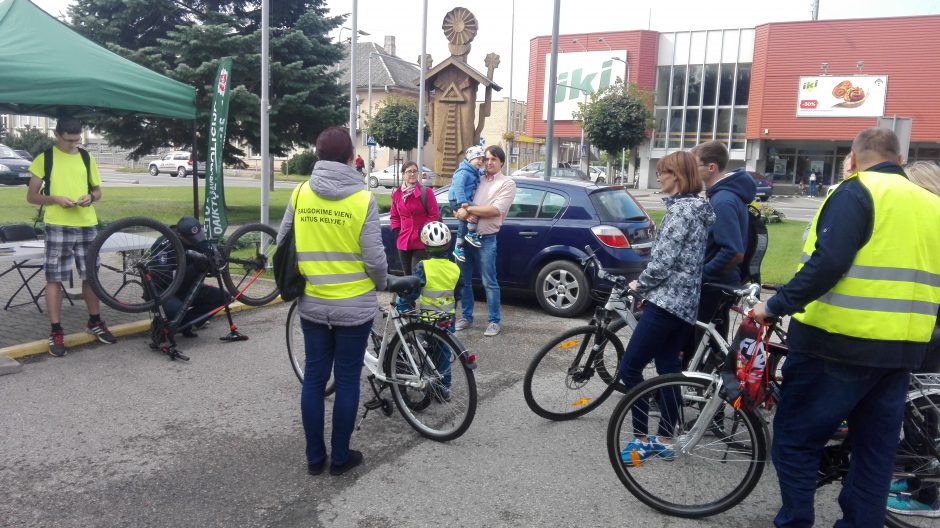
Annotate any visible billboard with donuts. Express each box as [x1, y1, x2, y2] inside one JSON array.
[[796, 75, 888, 117]]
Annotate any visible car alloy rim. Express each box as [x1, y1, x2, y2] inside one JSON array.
[[544, 269, 579, 309]]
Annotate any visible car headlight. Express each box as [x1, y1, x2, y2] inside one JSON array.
[[0, 164, 9, 171]]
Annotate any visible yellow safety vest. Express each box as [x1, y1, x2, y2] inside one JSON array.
[[418, 258, 460, 315], [293, 184, 374, 300], [793, 171, 940, 342]]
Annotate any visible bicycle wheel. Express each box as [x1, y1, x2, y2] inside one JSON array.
[[607, 373, 768, 518], [523, 325, 624, 420], [285, 300, 336, 395], [221, 223, 278, 306], [885, 394, 940, 528], [384, 322, 477, 441], [86, 216, 185, 313]]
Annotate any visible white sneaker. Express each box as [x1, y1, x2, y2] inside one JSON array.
[[455, 319, 471, 331], [483, 323, 501, 336]]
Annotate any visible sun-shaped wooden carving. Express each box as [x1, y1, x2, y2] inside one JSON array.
[[442, 7, 478, 51]]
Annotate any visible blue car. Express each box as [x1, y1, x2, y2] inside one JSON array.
[[380, 178, 655, 317]]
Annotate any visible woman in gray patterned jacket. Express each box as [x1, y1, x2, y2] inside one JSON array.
[[618, 151, 716, 463]]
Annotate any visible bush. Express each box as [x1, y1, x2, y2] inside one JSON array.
[[286, 150, 317, 176], [4, 125, 54, 156]]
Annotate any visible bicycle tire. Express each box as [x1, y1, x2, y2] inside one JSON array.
[[86, 216, 186, 313], [607, 373, 768, 518], [885, 393, 940, 528], [221, 223, 279, 306], [285, 300, 337, 396], [523, 325, 625, 420], [384, 322, 477, 441]]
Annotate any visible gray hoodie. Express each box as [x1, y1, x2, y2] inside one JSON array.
[[635, 194, 716, 324], [277, 160, 388, 326]]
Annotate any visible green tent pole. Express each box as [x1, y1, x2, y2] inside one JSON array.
[[192, 120, 199, 220]]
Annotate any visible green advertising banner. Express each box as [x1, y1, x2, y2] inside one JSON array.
[[203, 57, 233, 241]]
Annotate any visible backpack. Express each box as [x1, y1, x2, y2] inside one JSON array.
[[41, 147, 93, 196], [740, 203, 768, 284]]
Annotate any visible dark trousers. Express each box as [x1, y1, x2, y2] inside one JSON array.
[[398, 249, 427, 276], [299, 318, 371, 466], [163, 285, 229, 328], [618, 303, 691, 437], [683, 287, 732, 369], [771, 352, 910, 527]]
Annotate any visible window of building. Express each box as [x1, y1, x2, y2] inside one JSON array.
[[655, 66, 671, 107], [686, 65, 703, 107], [718, 64, 736, 106], [653, 108, 667, 149], [684, 109, 699, 147], [731, 109, 747, 150], [716, 108, 732, 147], [700, 108, 715, 140], [735, 64, 751, 106], [669, 109, 683, 148], [702, 64, 719, 106], [670, 65, 687, 107]]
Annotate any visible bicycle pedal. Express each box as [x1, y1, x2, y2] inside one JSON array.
[[364, 397, 385, 410]]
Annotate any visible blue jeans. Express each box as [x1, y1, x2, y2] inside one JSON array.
[[300, 318, 371, 466], [618, 303, 690, 437], [771, 352, 910, 528], [459, 235, 499, 324], [809, 181, 817, 196]]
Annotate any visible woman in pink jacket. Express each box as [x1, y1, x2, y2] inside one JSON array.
[[389, 161, 440, 274]]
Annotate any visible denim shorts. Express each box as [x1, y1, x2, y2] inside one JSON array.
[[44, 225, 98, 282]]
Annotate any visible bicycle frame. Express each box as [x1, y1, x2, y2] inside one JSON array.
[[361, 303, 440, 391]]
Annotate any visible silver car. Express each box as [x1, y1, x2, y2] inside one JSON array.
[[366, 163, 436, 188]]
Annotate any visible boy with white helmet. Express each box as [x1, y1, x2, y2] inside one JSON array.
[[447, 145, 485, 262], [398, 221, 462, 325]]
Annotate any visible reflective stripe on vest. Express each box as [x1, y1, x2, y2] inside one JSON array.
[[293, 184, 374, 300], [793, 171, 940, 342], [418, 258, 460, 314]]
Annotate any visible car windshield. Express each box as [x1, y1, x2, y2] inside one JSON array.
[[0, 145, 16, 158], [590, 189, 647, 222]]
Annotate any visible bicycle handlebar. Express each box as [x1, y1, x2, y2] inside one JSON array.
[[581, 245, 628, 286]]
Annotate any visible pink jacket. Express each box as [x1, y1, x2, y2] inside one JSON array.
[[389, 184, 440, 250]]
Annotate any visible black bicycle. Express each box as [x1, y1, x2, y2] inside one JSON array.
[[85, 216, 279, 360]]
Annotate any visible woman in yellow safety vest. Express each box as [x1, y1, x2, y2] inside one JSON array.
[[276, 127, 387, 477]]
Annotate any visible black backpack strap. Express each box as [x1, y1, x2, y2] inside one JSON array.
[[41, 147, 54, 196], [78, 147, 92, 192]]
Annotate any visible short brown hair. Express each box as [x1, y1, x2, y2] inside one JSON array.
[[315, 126, 355, 164], [690, 141, 729, 171], [852, 128, 900, 161], [656, 151, 703, 194]]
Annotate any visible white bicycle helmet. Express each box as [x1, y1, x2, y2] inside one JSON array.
[[420, 221, 452, 248], [465, 145, 485, 161]]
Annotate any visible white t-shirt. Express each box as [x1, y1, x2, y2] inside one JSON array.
[[809, 173, 817, 182]]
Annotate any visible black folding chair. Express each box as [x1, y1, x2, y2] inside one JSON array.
[[0, 224, 73, 313]]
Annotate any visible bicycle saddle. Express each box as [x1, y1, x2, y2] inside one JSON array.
[[386, 275, 421, 294]]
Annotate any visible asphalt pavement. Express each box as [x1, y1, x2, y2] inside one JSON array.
[[0, 292, 850, 527]]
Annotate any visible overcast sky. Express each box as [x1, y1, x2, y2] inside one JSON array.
[[33, 0, 940, 102]]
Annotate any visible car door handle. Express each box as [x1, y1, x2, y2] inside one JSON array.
[[518, 231, 539, 237]]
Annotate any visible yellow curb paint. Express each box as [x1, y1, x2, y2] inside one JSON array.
[[0, 297, 284, 360]]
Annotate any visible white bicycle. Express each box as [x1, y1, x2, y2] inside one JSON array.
[[286, 275, 478, 441]]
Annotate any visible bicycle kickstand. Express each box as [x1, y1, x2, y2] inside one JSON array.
[[356, 375, 393, 430], [218, 302, 249, 342]]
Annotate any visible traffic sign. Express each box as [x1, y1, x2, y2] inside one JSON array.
[[367, 136, 377, 147], [479, 136, 485, 146]]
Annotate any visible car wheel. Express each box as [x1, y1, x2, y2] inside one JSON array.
[[596, 177, 606, 184], [176, 166, 187, 178], [368, 176, 379, 188], [535, 260, 592, 317], [149, 165, 159, 176]]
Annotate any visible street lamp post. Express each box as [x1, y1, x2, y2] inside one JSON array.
[[367, 51, 377, 174], [340, 20, 370, 143], [557, 82, 589, 170]]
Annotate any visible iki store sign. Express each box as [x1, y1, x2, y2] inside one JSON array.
[[542, 50, 627, 121]]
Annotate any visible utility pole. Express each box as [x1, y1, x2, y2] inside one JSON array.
[[543, 0, 561, 181], [348, 1, 359, 143], [260, 0, 270, 226], [416, 0, 428, 173]]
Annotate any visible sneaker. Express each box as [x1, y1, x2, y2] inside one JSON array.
[[86, 320, 117, 344], [48, 330, 67, 357], [483, 322, 501, 336], [621, 438, 653, 465], [464, 232, 482, 248], [452, 244, 466, 262], [890, 480, 912, 494], [455, 319, 471, 332], [887, 495, 940, 517], [647, 435, 675, 460]]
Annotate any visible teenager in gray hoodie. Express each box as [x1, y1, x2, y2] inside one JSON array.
[[277, 127, 387, 477], [618, 151, 715, 463]]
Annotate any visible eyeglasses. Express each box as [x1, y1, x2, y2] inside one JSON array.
[[656, 170, 673, 177], [404, 168, 418, 174]]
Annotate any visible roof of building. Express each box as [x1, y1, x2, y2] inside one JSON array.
[[334, 42, 421, 93]]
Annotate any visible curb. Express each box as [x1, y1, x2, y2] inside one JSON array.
[[0, 297, 284, 361]]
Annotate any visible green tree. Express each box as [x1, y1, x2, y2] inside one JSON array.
[[67, 0, 348, 161], [576, 80, 652, 173], [4, 126, 54, 156], [366, 96, 430, 155]]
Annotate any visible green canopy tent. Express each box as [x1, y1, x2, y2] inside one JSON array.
[[0, 0, 200, 213]]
